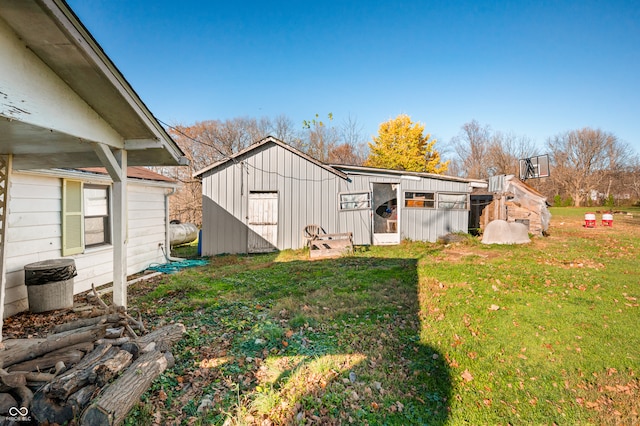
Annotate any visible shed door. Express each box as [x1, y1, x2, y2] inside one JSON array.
[[372, 183, 400, 245], [248, 192, 278, 253]]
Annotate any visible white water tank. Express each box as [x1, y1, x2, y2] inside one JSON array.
[[170, 222, 198, 246]]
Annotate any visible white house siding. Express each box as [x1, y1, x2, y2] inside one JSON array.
[[3, 172, 170, 318], [201, 143, 342, 255]]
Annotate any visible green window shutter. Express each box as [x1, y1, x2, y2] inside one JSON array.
[[62, 179, 84, 256]]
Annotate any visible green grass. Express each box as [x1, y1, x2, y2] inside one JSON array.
[[125, 207, 640, 425]]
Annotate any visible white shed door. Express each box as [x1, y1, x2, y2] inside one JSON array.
[[248, 192, 278, 253]]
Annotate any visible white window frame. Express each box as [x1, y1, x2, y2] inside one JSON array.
[[339, 191, 371, 211], [404, 191, 436, 209], [83, 184, 111, 247], [437, 192, 469, 210], [62, 179, 112, 255]]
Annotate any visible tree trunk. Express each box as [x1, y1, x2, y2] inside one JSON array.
[[81, 350, 170, 426], [573, 191, 583, 207]]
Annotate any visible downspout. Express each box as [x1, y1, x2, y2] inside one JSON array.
[[164, 187, 185, 262]]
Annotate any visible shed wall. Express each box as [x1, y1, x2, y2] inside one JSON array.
[[338, 174, 470, 243], [201, 144, 342, 255], [200, 143, 473, 254], [4, 172, 169, 317]]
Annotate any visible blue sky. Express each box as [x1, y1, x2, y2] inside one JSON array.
[[67, 0, 640, 155]]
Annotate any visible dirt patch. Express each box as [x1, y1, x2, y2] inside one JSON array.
[[575, 370, 640, 425]]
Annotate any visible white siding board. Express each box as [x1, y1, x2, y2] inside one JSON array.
[[9, 198, 59, 213], [4, 172, 172, 317], [7, 224, 61, 242], [8, 211, 61, 228]]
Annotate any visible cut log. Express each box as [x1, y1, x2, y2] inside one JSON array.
[[46, 345, 131, 400], [14, 385, 33, 408], [94, 349, 133, 387], [52, 314, 121, 334], [30, 383, 100, 425], [46, 344, 117, 399], [0, 392, 18, 414], [0, 368, 26, 388], [46, 321, 108, 340], [7, 346, 87, 373], [105, 327, 124, 339], [81, 350, 170, 426], [120, 342, 140, 359], [32, 391, 74, 424], [68, 384, 98, 415], [96, 337, 130, 346], [136, 323, 186, 351], [0, 327, 105, 369], [1, 338, 46, 350]]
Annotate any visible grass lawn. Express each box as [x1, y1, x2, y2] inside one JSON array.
[[126, 207, 640, 425]]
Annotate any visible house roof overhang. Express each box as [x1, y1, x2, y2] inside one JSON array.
[[0, 0, 187, 170]]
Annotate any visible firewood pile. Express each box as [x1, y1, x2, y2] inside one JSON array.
[[0, 285, 185, 425]]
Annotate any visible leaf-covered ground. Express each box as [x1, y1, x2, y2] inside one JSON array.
[[4, 207, 639, 425]]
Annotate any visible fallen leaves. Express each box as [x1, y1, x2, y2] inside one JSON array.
[[461, 369, 474, 382]]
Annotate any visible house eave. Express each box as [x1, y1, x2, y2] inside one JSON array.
[[0, 0, 186, 167]]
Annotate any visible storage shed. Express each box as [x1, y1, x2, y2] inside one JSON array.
[[195, 137, 486, 255]]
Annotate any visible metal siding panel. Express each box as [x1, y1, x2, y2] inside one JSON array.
[[279, 148, 290, 249], [290, 150, 301, 249]]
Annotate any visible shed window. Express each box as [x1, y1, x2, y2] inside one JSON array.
[[438, 193, 468, 209], [339, 192, 370, 210], [404, 192, 435, 208]]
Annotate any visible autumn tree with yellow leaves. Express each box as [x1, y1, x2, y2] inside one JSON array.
[[366, 114, 448, 173]]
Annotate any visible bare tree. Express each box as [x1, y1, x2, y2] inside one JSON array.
[[488, 132, 538, 176], [301, 113, 341, 162], [546, 127, 625, 206], [451, 120, 492, 179], [271, 114, 300, 145]]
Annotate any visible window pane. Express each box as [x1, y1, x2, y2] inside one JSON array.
[[84, 187, 108, 216], [85, 217, 107, 245], [405, 191, 435, 208], [340, 193, 370, 210], [438, 193, 467, 209]]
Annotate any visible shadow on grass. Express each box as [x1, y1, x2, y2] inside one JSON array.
[[172, 255, 453, 425]]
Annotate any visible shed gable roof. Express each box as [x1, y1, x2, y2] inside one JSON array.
[[193, 136, 349, 180]]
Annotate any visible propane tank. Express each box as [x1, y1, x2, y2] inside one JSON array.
[[169, 222, 199, 246]]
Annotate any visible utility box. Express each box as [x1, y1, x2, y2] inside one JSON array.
[[24, 259, 77, 313]]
